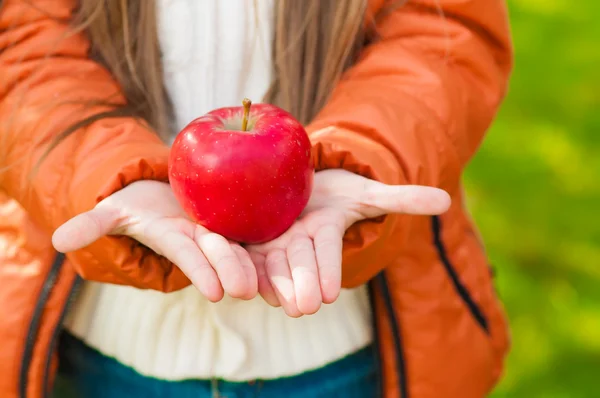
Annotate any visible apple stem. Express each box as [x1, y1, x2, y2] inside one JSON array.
[[241, 98, 252, 131]]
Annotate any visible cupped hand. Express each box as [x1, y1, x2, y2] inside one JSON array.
[[246, 169, 451, 317], [52, 180, 257, 302]]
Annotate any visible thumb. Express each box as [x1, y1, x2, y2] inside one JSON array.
[[52, 206, 122, 253], [360, 182, 451, 217]]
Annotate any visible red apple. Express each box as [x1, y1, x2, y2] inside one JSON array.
[[168, 99, 314, 244]]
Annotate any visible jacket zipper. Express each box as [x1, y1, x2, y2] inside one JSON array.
[[42, 274, 82, 398], [18, 252, 81, 398], [367, 281, 385, 398], [368, 215, 491, 398], [431, 215, 489, 334], [19, 253, 65, 398], [373, 272, 408, 398]]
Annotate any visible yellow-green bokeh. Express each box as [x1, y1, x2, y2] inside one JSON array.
[[465, 1, 600, 397]]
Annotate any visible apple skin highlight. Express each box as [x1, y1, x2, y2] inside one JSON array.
[[168, 99, 314, 244]]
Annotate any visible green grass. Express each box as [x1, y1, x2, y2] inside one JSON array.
[[463, 1, 600, 397]]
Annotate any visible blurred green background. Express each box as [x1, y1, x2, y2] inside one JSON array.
[[463, 1, 600, 397]]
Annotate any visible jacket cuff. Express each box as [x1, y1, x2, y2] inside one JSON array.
[[66, 144, 192, 292], [310, 126, 405, 186], [71, 147, 171, 214]]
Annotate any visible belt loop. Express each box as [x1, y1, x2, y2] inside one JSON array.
[[211, 378, 220, 398], [252, 380, 264, 398]]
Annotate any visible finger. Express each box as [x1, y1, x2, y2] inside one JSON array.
[[196, 232, 249, 299], [230, 245, 258, 300], [266, 249, 302, 317], [52, 206, 122, 252], [313, 224, 344, 304], [286, 235, 322, 315], [361, 183, 451, 216], [159, 230, 224, 302], [249, 251, 280, 307]]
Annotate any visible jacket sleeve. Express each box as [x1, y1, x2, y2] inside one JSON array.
[[307, 0, 513, 287], [0, 0, 190, 292]]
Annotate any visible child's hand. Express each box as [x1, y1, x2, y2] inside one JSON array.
[[52, 180, 257, 302], [246, 169, 451, 317]]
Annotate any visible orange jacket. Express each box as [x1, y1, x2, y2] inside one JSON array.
[[0, 0, 513, 397]]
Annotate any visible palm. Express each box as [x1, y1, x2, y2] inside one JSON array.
[[247, 169, 451, 317], [52, 180, 257, 302], [247, 204, 346, 317]]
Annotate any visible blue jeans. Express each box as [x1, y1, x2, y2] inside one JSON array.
[[53, 332, 378, 398]]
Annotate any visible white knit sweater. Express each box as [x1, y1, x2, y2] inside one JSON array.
[[63, 0, 372, 381]]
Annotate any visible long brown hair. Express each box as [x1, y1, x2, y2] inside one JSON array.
[[70, 0, 387, 140]]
